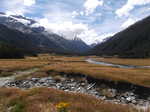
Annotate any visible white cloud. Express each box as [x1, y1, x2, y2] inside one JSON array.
[[38, 17, 115, 45], [39, 18, 87, 38], [80, 11, 84, 16], [23, 0, 36, 6], [2, 0, 36, 15], [121, 18, 137, 28], [72, 11, 79, 18], [95, 12, 102, 17], [79, 29, 99, 44], [84, 0, 103, 15], [116, 0, 150, 17], [38, 17, 106, 45], [80, 31, 115, 44]]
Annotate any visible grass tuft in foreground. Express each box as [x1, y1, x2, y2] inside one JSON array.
[[0, 87, 142, 112]]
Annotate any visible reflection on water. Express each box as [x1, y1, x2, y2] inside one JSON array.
[[86, 59, 150, 69]]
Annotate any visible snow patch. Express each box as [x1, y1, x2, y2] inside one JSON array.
[[11, 16, 31, 25], [0, 13, 31, 26], [0, 13, 9, 17], [30, 22, 41, 28]]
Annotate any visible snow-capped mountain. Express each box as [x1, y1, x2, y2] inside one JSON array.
[[0, 12, 45, 33], [0, 12, 90, 55]]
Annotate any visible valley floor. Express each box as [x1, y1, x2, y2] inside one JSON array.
[[0, 55, 150, 112]]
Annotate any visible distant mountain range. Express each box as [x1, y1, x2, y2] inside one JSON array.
[[0, 12, 90, 58], [91, 16, 150, 58], [2, 12, 149, 58]]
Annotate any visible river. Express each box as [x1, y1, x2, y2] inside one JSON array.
[[86, 58, 150, 69]]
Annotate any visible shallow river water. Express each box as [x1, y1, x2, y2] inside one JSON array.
[[86, 58, 150, 69]]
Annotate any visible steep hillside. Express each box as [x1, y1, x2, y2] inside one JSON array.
[[0, 13, 90, 55], [92, 16, 150, 58], [43, 33, 90, 54], [0, 24, 69, 56], [69, 37, 90, 53]]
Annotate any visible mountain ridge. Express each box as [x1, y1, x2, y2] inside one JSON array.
[[0, 12, 90, 57], [91, 16, 150, 58]]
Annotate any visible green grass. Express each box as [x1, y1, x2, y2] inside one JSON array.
[[12, 102, 25, 112]]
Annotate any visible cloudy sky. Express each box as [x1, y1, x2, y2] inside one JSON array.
[[0, 0, 150, 45]]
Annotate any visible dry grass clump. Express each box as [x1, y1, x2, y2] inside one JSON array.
[[0, 88, 142, 112], [0, 58, 50, 77], [0, 59, 48, 71], [15, 71, 49, 80]]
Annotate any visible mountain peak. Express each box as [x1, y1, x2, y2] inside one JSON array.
[[73, 36, 82, 41]]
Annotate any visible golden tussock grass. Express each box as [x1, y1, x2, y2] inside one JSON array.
[[40, 61, 150, 87], [0, 58, 49, 77], [0, 87, 142, 112], [11, 55, 150, 87]]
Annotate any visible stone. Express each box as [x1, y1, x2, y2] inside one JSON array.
[[2, 75, 150, 107]]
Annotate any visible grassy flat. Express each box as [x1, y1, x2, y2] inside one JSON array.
[[38, 56, 150, 87], [1, 55, 150, 87], [0, 58, 49, 77]]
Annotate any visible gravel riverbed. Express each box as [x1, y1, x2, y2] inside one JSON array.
[[2, 75, 150, 107]]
